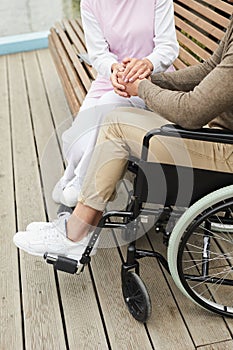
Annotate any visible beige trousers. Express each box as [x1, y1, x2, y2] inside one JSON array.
[[79, 107, 233, 211]]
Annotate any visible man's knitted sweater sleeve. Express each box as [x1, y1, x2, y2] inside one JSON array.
[[138, 21, 233, 130]]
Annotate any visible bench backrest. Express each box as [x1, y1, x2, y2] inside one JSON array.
[[173, 0, 232, 69], [49, 18, 96, 115], [48, 0, 232, 116]]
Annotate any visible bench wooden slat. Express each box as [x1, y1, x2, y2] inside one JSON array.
[[177, 0, 230, 28], [49, 29, 82, 115], [176, 30, 210, 62], [62, 19, 86, 54], [198, 0, 233, 16], [178, 45, 201, 66], [49, 32, 80, 115], [62, 19, 97, 81], [54, 22, 91, 93], [76, 18, 86, 37], [174, 2, 226, 41], [69, 19, 86, 47], [175, 16, 218, 53], [173, 57, 188, 70]]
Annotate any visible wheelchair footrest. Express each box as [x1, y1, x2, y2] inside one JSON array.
[[44, 253, 84, 274]]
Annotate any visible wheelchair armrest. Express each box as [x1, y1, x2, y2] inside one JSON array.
[[161, 124, 233, 144], [141, 124, 233, 161]]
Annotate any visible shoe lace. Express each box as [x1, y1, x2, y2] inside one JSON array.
[[42, 227, 60, 240], [40, 221, 68, 241]]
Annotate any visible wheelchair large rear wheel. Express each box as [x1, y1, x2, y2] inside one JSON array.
[[168, 185, 233, 317]]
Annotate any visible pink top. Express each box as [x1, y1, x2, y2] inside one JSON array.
[[81, 0, 178, 98]]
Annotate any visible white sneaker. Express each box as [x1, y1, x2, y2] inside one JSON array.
[[26, 212, 71, 231], [60, 176, 81, 207], [52, 178, 68, 204], [13, 215, 98, 261]]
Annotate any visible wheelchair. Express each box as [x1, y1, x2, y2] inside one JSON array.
[[44, 124, 233, 323]]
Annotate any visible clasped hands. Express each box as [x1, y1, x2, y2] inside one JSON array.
[[111, 57, 153, 98]]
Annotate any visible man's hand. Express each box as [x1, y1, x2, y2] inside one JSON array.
[[125, 79, 143, 96], [117, 72, 146, 97], [121, 57, 153, 83]]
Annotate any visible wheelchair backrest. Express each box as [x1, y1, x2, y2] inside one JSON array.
[[134, 161, 233, 209]]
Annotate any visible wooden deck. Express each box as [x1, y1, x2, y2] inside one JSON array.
[[1, 48, 233, 350]]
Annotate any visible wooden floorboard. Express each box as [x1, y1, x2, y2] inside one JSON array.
[[8, 52, 66, 350], [0, 54, 23, 350], [1, 48, 233, 349]]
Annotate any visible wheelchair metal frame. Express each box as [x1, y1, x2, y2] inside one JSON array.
[[45, 124, 233, 322]]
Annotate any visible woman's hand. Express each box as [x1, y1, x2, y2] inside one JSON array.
[[110, 63, 129, 97], [121, 57, 153, 83]]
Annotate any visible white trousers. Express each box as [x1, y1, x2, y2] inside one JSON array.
[[61, 90, 146, 189]]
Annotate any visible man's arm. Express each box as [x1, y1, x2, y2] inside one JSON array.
[[137, 43, 233, 130], [148, 31, 226, 93], [123, 33, 233, 129]]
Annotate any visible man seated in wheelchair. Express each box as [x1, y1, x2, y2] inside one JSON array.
[[14, 3, 233, 268]]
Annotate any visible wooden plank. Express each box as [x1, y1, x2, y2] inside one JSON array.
[[55, 22, 91, 93], [148, 230, 232, 347], [57, 270, 109, 350], [174, 3, 225, 41], [63, 19, 86, 54], [72, 43, 97, 81], [178, 46, 201, 66], [83, 61, 97, 80], [74, 18, 86, 44], [175, 16, 218, 53], [63, 20, 97, 82], [176, 0, 230, 28], [8, 52, 66, 349], [0, 55, 23, 350], [49, 34, 80, 117], [173, 57, 188, 70], [203, 0, 233, 15], [70, 19, 97, 80], [91, 232, 153, 349], [198, 340, 233, 350], [23, 50, 65, 218], [176, 30, 210, 61], [50, 28, 85, 110]]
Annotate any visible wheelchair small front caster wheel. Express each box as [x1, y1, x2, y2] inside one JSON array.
[[122, 271, 151, 323]]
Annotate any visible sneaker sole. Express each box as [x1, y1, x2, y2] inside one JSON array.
[[14, 238, 97, 261]]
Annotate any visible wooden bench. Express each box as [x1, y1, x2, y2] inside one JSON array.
[[48, 0, 232, 117]]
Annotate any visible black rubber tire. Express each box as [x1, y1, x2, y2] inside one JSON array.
[[122, 271, 151, 322]]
